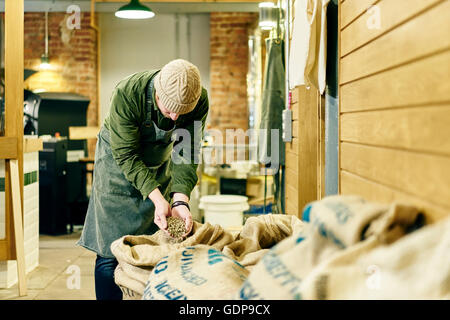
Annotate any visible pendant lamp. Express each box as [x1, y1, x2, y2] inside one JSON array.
[[115, 0, 155, 19], [259, 2, 277, 30], [40, 11, 51, 70]]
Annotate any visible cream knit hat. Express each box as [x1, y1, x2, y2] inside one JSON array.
[[154, 59, 202, 115]]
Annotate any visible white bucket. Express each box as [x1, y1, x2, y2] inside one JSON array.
[[199, 195, 249, 229]]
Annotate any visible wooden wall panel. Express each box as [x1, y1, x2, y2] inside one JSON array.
[[285, 150, 298, 171], [285, 198, 298, 219], [292, 119, 298, 138], [338, 0, 450, 222], [285, 85, 322, 217], [340, 143, 450, 209], [291, 85, 299, 104], [285, 167, 299, 191], [341, 171, 449, 223], [285, 137, 299, 155], [297, 86, 320, 212], [340, 105, 450, 156], [341, 0, 378, 29], [285, 91, 299, 216], [291, 103, 298, 121], [341, 0, 442, 57], [341, 0, 450, 83], [340, 50, 450, 113]]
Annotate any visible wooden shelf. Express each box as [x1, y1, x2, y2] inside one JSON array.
[[69, 126, 100, 140], [0, 137, 17, 159], [0, 137, 43, 158], [23, 137, 43, 153]]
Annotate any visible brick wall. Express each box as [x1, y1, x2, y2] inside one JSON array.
[[23, 12, 98, 155], [209, 12, 258, 133], [20, 12, 256, 157]]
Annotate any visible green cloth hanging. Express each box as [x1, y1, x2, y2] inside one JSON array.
[[258, 38, 285, 167], [258, 36, 286, 214]]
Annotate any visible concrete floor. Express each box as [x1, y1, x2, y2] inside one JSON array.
[[0, 228, 97, 300]]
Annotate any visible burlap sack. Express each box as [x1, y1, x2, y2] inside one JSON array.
[[112, 213, 305, 298], [236, 195, 423, 300], [111, 221, 235, 298], [298, 216, 450, 299], [222, 214, 305, 270], [143, 245, 249, 300], [116, 266, 144, 300]]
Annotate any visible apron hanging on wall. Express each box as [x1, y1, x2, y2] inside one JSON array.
[[258, 28, 286, 214]]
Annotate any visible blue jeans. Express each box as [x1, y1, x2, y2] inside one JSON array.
[[94, 255, 123, 300]]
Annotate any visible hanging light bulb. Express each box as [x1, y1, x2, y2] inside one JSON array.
[[40, 11, 51, 70], [259, 2, 277, 30], [115, 0, 155, 20], [40, 54, 50, 70]]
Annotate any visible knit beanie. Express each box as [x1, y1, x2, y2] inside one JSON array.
[[154, 59, 202, 115]]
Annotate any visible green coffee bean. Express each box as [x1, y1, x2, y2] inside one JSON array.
[[167, 216, 186, 238]]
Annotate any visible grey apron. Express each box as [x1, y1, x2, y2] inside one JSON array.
[[258, 38, 286, 167], [77, 80, 176, 258], [258, 38, 286, 215]]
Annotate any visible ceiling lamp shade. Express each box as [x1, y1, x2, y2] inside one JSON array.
[[115, 0, 155, 19], [40, 11, 51, 70], [40, 53, 51, 70], [259, 2, 277, 30]]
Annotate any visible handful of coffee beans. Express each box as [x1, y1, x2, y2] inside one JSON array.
[[167, 216, 186, 238]]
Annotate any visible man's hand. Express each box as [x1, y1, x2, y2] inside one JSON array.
[[172, 193, 193, 237], [149, 188, 170, 233], [171, 205, 193, 237]]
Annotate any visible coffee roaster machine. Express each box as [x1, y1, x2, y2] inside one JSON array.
[[1, 69, 90, 234], [36, 92, 90, 235]]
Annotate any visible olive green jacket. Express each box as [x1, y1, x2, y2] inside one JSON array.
[[103, 70, 209, 200]]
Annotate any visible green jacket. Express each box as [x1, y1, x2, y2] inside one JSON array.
[[103, 70, 209, 200]]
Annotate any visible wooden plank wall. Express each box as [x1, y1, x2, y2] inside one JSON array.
[[285, 85, 323, 217], [285, 87, 300, 217], [339, 0, 450, 223], [285, 0, 325, 218]]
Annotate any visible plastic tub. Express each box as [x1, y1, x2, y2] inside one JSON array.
[[199, 195, 249, 229]]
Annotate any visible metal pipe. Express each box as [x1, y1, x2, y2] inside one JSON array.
[[44, 10, 48, 55], [175, 13, 180, 57], [284, 0, 290, 110], [90, 0, 101, 127]]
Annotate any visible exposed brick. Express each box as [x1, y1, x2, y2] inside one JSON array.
[[24, 12, 98, 157], [208, 13, 257, 135]]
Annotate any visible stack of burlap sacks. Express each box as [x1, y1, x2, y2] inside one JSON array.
[[111, 195, 450, 300]]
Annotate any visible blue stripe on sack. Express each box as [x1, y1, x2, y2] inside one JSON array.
[[302, 204, 312, 222], [296, 236, 305, 244]]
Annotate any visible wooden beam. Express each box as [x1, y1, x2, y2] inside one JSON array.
[[95, 0, 264, 2], [4, 0, 24, 261], [69, 126, 100, 140], [23, 137, 43, 154], [318, 95, 326, 199], [0, 241, 8, 261], [90, 0, 102, 129], [10, 159, 27, 296], [0, 137, 17, 159]]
